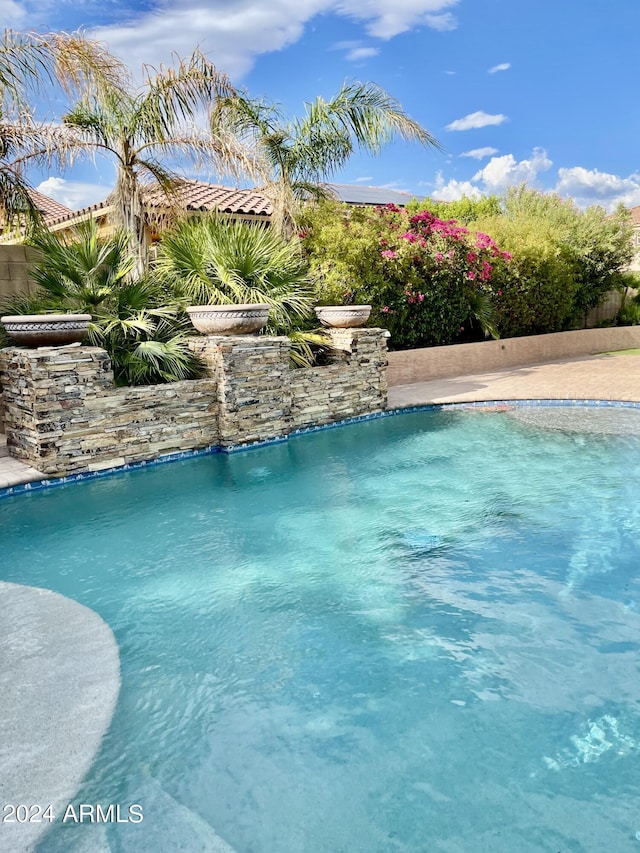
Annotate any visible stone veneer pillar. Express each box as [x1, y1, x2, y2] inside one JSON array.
[[189, 334, 293, 447], [0, 346, 114, 472]]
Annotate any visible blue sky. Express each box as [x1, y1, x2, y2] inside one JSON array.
[[6, 0, 640, 213]]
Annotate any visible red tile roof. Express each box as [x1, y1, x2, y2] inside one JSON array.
[[27, 188, 73, 224], [46, 179, 273, 227], [630, 206, 640, 226]]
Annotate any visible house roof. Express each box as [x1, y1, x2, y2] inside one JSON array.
[[27, 188, 73, 224], [326, 183, 415, 206], [630, 206, 640, 226], [47, 179, 273, 228]]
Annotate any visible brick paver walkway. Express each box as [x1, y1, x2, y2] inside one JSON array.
[[1, 352, 639, 490]]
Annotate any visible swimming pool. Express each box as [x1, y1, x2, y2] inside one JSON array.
[[2, 404, 640, 852]]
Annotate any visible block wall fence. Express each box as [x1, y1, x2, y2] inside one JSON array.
[[0, 328, 388, 477], [386, 326, 640, 387]]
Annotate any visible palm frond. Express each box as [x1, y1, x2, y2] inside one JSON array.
[[154, 213, 314, 330]]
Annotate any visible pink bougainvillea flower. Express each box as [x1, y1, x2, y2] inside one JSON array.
[[497, 290, 503, 296], [467, 271, 476, 280], [435, 252, 444, 262], [400, 232, 418, 243], [502, 251, 513, 260], [466, 251, 478, 264], [417, 293, 425, 302], [381, 249, 398, 259]]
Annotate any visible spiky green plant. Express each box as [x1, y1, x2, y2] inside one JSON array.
[[154, 214, 331, 365], [154, 214, 315, 329], [15, 220, 201, 386]]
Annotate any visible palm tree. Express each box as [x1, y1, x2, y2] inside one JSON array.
[[0, 30, 126, 231], [60, 50, 258, 278], [211, 81, 442, 239]]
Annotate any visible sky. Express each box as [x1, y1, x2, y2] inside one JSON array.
[[5, 0, 640, 213]]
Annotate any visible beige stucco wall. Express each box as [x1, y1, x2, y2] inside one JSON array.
[[387, 326, 640, 387]]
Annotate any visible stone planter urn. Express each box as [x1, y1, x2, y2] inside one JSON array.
[[314, 305, 372, 328], [186, 304, 271, 336], [1, 313, 92, 347]]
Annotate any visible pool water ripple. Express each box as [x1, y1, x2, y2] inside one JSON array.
[[1, 406, 640, 852]]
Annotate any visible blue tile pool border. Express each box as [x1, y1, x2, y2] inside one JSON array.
[[2, 398, 640, 499]]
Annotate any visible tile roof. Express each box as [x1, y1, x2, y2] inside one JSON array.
[[46, 179, 273, 227], [630, 206, 640, 226], [144, 179, 273, 217], [27, 188, 73, 224]]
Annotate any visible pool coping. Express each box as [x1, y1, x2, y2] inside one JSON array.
[[1, 398, 639, 499]]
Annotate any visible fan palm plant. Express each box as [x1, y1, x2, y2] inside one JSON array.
[[211, 81, 441, 239], [60, 50, 258, 278], [154, 214, 315, 329], [13, 221, 201, 386], [153, 214, 329, 365]]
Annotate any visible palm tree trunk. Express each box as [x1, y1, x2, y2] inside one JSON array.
[[113, 165, 148, 279]]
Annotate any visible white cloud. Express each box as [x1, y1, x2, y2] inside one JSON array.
[[460, 147, 499, 160], [353, 176, 374, 182], [446, 111, 508, 131], [444, 70, 456, 75], [555, 166, 640, 210], [473, 147, 552, 191], [36, 177, 109, 210], [0, 0, 26, 24], [432, 172, 481, 201], [429, 150, 640, 211], [488, 62, 510, 74], [91, 0, 460, 79], [430, 148, 552, 201], [345, 46, 379, 61]]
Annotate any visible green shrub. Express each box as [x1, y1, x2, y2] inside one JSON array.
[[468, 213, 578, 337], [406, 194, 502, 223], [301, 200, 503, 349]]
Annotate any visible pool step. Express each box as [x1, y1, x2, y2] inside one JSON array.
[[118, 778, 236, 853]]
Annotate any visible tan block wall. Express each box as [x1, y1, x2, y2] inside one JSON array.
[[387, 326, 640, 387], [0, 246, 39, 306]]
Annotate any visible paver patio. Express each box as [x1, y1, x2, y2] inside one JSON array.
[[1, 351, 639, 490], [387, 352, 640, 407]]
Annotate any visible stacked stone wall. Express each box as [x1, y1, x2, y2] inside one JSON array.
[[289, 329, 388, 430], [0, 327, 388, 476], [0, 346, 219, 475]]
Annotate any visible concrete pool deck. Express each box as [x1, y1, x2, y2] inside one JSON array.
[[0, 351, 639, 489], [386, 351, 640, 408]]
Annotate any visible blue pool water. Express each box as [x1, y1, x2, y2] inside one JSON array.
[[2, 405, 640, 852]]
